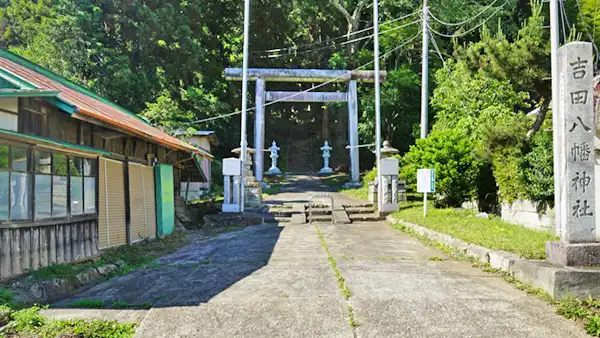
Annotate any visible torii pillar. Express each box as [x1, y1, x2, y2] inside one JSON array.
[[225, 68, 387, 184]]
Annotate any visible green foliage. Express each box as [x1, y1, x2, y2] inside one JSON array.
[[0, 288, 13, 305], [68, 300, 105, 309], [10, 306, 45, 332], [359, 68, 421, 154], [3, 306, 136, 337], [363, 167, 377, 185], [30, 263, 92, 281], [557, 297, 591, 320], [588, 314, 600, 336], [391, 204, 558, 259], [521, 130, 555, 206], [401, 128, 480, 207], [0, 304, 11, 326]]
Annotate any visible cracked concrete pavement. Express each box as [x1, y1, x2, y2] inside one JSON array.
[[44, 220, 588, 338]]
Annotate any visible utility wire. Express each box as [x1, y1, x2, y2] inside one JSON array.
[[261, 19, 420, 59], [574, 0, 600, 61], [251, 11, 420, 55], [428, 0, 502, 27], [187, 32, 421, 126], [428, 30, 446, 67], [428, 0, 510, 38], [559, 0, 569, 42]]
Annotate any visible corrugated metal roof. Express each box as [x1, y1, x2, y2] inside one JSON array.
[[0, 50, 211, 159]]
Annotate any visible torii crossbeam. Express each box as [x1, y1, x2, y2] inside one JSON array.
[[225, 68, 387, 184]]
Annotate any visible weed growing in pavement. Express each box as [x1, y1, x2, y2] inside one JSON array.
[[314, 224, 358, 328]]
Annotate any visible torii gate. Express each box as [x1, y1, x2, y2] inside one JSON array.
[[225, 68, 387, 185]]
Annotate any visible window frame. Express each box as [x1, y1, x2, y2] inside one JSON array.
[[0, 140, 99, 227]]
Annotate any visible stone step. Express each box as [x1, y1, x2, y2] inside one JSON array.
[[308, 209, 333, 215], [308, 215, 334, 222], [263, 215, 292, 223], [349, 213, 385, 222], [343, 203, 374, 209], [266, 209, 296, 217], [344, 207, 377, 215]]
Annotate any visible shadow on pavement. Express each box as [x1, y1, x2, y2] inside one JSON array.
[[52, 224, 283, 309]]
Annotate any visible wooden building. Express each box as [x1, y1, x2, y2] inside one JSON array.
[[0, 50, 211, 280]]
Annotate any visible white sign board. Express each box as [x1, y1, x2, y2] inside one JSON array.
[[417, 169, 436, 193], [222, 158, 242, 176], [380, 158, 399, 176]]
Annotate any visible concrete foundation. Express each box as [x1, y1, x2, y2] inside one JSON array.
[[546, 242, 600, 267]]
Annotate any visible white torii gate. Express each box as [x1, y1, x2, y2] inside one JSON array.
[[225, 68, 387, 185]]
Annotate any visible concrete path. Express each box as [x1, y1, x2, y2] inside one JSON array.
[[44, 175, 587, 337], [44, 221, 587, 337]]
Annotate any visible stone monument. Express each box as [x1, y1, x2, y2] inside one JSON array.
[[547, 41, 600, 266], [369, 141, 400, 204], [319, 141, 334, 174], [267, 141, 282, 175], [231, 147, 263, 210]]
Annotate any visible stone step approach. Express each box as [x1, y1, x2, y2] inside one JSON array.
[[263, 202, 383, 224]]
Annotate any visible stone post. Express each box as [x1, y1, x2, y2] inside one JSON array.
[[267, 141, 281, 175], [222, 158, 242, 213], [348, 80, 360, 183], [254, 78, 266, 182], [319, 141, 333, 174], [547, 42, 600, 266]]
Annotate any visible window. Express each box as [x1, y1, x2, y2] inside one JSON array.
[[0, 142, 98, 223], [83, 158, 96, 214]]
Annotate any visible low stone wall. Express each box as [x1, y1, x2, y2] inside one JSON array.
[[461, 200, 554, 231], [500, 200, 554, 231]]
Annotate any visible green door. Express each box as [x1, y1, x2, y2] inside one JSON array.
[[155, 164, 175, 237]]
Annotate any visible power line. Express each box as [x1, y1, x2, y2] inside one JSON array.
[[559, 0, 569, 42], [251, 11, 420, 56], [187, 32, 421, 126], [428, 0, 510, 38], [261, 19, 420, 59], [429, 0, 502, 27], [428, 30, 446, 67], [574, 0, 600, 61]]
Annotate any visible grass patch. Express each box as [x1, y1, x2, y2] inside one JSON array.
[[262, 184, 281, 197], [392, 204, 558, 259], [315, 225, 351, 299], [30, 263, 95, 281], [347, 305, 358, 328], [428, 256, 445, 261], [68, 299, 105, 309], [341, 186, 368, 201], [99, 231, 190, 275], [0, 288, 14, 306], [1, 306, 136, 337]]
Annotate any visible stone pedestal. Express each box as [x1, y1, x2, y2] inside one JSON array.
[[546, 242, 600, 267], [231, 148, 263, 210]]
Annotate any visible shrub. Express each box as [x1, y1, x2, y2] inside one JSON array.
[[522, 131, 554, 208], [401, 128, 480, 207]]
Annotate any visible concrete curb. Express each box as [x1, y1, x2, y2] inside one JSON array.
[[386, 215, 600, 300]]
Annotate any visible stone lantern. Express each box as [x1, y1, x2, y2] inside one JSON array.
[[369, 141, 401, 207]]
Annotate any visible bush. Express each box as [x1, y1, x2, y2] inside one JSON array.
[[522, 131, 554, 208], [401, 128, 480, 207]]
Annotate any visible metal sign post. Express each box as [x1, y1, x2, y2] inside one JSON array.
[[417, 169, 435, 217]]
